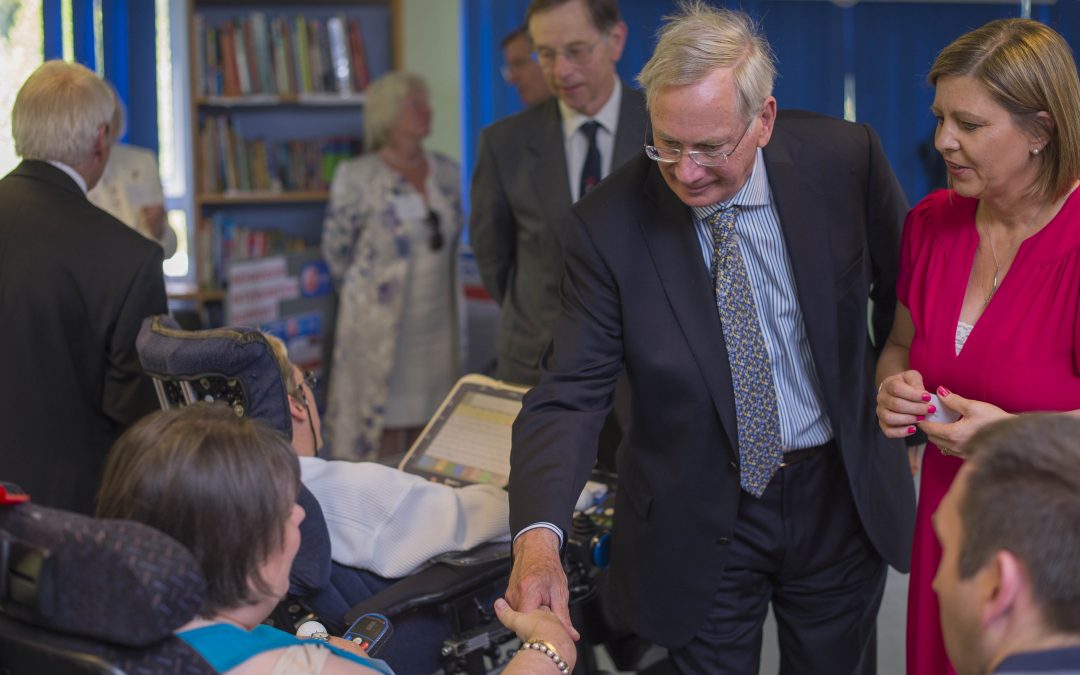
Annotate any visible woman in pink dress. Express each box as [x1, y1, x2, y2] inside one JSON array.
[[875, 19, 1080, 675]]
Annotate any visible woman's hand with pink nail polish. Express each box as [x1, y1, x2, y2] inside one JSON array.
[[877, 369, 931, 439], [920, 391, 1013, 458]]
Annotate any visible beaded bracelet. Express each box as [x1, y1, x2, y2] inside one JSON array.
[[517, 639, 570, 674]]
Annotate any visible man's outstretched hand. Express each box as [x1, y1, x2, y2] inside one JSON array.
[[505, 528, 580, 642]]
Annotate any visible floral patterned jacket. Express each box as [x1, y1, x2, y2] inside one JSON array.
[[321, 151, 464, 460]]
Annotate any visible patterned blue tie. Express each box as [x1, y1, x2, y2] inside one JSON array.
[[708, 205, 783, 497]]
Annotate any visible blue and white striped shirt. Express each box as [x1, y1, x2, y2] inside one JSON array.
[[691, 149, 833, 450]]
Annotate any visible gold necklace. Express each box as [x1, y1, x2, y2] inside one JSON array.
[[981, 227, 1012, 308], [979, 201, 1051, 307]]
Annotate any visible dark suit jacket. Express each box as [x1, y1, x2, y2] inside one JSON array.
[[0, 161, 167, 514], [508, 110, 916, 647], [470, 83, 647, 384]]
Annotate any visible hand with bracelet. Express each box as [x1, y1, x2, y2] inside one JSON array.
[[494, 597, 577, 674]]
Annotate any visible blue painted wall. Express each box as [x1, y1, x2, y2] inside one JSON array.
[[42, 0, 158, 152]]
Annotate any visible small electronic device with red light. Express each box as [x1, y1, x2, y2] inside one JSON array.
[[343, 612, 393, 656]]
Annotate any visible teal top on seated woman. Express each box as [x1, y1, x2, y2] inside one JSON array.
[[179, 623, 394, 674]]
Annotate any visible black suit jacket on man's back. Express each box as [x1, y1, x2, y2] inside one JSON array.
[[508, 110, 916, 647], [0, 160, 167, 513]]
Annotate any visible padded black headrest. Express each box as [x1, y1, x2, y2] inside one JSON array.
[[0, 501, 206, 648], [134, 317, 332, 596], [136, 315, 292, 436]]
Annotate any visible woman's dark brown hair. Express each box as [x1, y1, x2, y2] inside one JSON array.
[[96, 403, 300, 617]]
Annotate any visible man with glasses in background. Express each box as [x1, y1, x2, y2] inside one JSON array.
[[506, 3, 914, 672], [470, 0, 646, 389], [499, 26, 551, 107]]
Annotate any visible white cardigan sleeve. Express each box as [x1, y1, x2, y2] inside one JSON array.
[[299, 457, 510, 578]]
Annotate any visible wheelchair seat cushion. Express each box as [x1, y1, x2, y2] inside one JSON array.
[[0, 501, 206, 648]]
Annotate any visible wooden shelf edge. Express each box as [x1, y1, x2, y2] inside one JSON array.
[[197, 190, 331, 205], [167, 285, 226, 303], [197, 93, 366, 107]]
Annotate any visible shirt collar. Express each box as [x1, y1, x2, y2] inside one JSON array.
[[47, 160, 89, 195], [560, 78, 622, 142], [994, 646, 1080, 672], [690, 147, 769, 223]]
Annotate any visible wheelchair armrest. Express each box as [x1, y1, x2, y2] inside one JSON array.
[[343, 542, 511, 625]]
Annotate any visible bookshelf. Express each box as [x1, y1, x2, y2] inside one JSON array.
[[185, 0, 400, 299]]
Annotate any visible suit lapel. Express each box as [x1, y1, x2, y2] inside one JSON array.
[[764, 135, 841, 391], [638, 165, 740, 452], [527, 101, 573, 243]]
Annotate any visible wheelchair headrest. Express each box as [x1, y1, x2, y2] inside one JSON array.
[[136, 315, 292, 437], [0, 499, 206, 648]]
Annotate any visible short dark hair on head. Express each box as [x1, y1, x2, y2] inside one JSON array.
[[501, 25, 530, 50], [526, 0, 621, 34], [929, 18, 1080, 203], [960, 414, 1080, 633], [96, 404, 301, 617]]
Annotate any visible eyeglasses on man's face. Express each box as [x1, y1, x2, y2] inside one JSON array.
[[533, 37, 603, 67], [645, 115, 756, 168], [293, 370, 318, 398]]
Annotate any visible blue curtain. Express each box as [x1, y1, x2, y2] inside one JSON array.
[[41, 0, 158, 151], [463, 0, 1080, 207]]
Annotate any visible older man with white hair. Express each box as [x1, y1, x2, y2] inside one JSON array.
[[506, 3, 913, 673], [0, 60, 167, 514]]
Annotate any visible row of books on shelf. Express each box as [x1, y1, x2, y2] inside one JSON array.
[[197, 114, 362, 194], [194, 12, 371, 99], [196, 213, 312, 289]]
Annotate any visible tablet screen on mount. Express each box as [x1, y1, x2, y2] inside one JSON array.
[[397, 375, 527, 488]]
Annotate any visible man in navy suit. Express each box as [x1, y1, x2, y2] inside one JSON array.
[[0, 61, 167, 514], [933, 415, 1080, 675], [506, 4, 914, 672]]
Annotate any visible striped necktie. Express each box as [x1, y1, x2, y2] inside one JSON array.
[[708, 205, 783, 497]]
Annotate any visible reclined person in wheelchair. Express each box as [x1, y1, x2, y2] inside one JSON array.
[[263, 335, 519, 673], [92, 403, 577, 675], [135, 318, 536, 672], [263, 334, 511, 581]]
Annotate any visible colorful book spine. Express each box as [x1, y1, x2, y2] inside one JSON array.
[[347, 18, 370, 92], [219, 23, 240, 96], [194, 14, 208, 96], [326, 15, 352, 94], [270, 16, 293, 95], [248, 11, 274, 95], [233, 19, 252, 96], [293, 15, 312, 94]]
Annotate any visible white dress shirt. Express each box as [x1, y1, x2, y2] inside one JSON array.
[[299, 456, 510, 578], [559, 79, 623, 202]]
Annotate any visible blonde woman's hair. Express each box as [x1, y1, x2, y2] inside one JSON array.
[[363, 71, 428, 152]]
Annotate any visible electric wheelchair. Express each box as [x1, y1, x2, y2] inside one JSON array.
[[0, 482, 215, 674], [0, 316, 656, 674]]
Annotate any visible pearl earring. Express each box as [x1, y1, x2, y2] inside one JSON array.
[[1032, 147, 1041, 155]]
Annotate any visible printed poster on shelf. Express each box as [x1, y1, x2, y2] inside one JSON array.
[[225, 255, 298, 326]]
